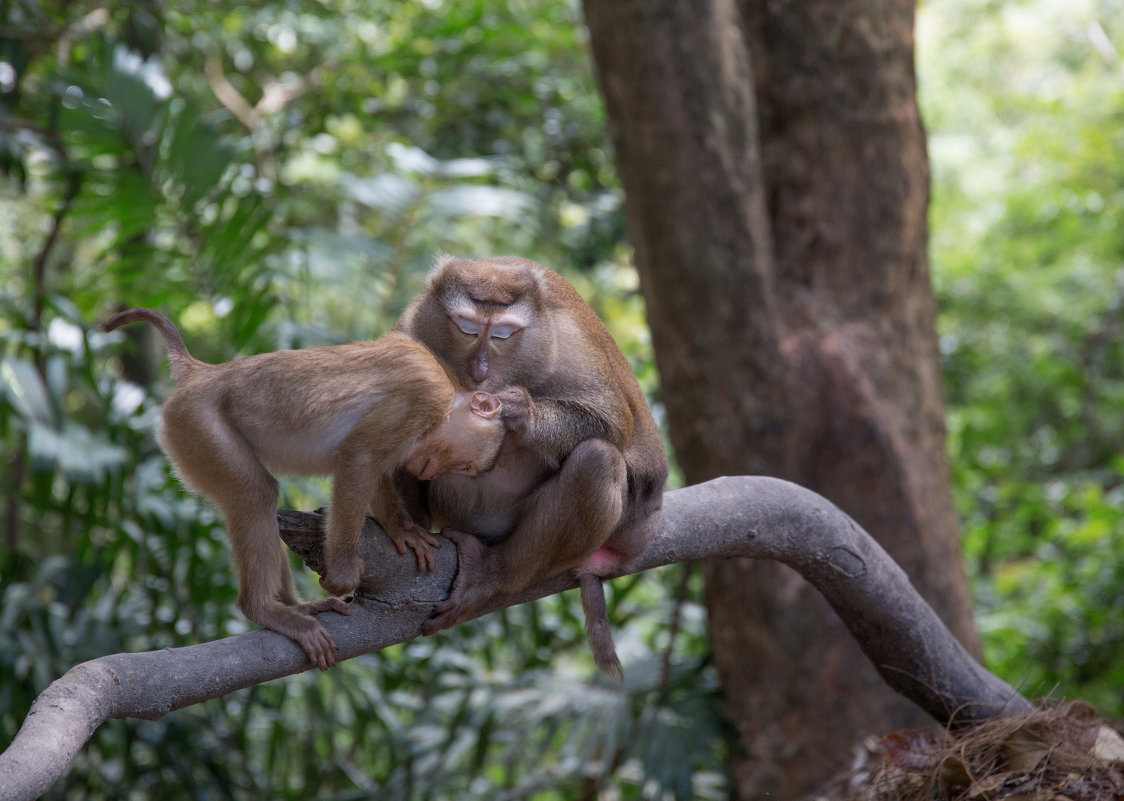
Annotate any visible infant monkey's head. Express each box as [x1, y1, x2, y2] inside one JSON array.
[[405, 391, 503, 480]]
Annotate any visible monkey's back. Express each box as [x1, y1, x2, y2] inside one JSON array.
[[165, 332, 454, 478], [529, 261, 669, 551]]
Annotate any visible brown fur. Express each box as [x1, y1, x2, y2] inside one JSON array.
[[101, 308, 504, 670], [396, 256, 669, 676]]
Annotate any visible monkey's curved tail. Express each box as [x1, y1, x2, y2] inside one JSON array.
[[579, 573, 623, 680], [101, 307, 196, 380]]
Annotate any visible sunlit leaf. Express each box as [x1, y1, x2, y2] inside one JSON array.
[[428, 185, 535, 222], [1, 358, 54, 425], [341, 172, 421, 213]]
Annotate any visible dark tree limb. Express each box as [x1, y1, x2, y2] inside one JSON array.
[[0, 477, 1033, 801]]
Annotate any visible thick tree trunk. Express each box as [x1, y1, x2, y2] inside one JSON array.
[[582, 0, 979, 797]]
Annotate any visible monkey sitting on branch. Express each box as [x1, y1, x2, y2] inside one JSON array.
[[101, 308, 506, 670], [396, 255, 670, 677]]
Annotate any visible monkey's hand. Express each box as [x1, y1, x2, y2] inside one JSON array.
[[385, 522, 442, 572], [421, 528, 495, 634], [497, 385, 533, 436], [321, 552, 365, 597]]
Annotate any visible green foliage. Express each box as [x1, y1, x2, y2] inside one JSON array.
[[1, 1, 700, 798], [920, 0, 1124, 716], [5, 0, 1120, 795]]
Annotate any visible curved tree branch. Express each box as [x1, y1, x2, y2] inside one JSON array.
[[0, 477, 1033, 800]]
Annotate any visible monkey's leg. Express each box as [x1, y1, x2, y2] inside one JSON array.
[[322, 455, 382, 597], [163, 421, 349, 670], [227, 504, 349, 670], [423, 438, 627, 633]]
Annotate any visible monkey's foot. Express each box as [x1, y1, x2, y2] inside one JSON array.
[[295, 624, 338, 671], [290, 599, 351, 670], [421, 528, 492, 634], [263, 611, 346, 671], [386, 524, 442, 572]]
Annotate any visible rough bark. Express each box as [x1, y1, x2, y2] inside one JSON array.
[[582, 0, 977, 797], [0, 479, 1030, 801]]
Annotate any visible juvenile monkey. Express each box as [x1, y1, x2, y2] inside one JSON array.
[[101, 308, 504, 670], [396, 255, 669, 676]]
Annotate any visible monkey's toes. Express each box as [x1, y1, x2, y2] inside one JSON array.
[[302, 595, 353, 615], [322, 596, 354, 615], [299, 629, 337, 671], [420, 614, 453, 636], [421, 595, 478, 635]]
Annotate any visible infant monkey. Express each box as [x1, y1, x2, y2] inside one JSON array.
[[101, 308, 505, 670]]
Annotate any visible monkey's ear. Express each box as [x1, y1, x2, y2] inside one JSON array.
[[470, 391, 502, 419]]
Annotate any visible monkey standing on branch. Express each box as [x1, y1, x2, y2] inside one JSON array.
[[396, 255, 669, 676], [101, 308, 505, 670]]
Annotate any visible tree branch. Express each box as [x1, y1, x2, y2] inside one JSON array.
[[0, 477, 1033, 800]]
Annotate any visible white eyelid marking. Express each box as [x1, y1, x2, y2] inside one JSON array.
[[453, 315, 483, 336], [489, 324, 520, 340]]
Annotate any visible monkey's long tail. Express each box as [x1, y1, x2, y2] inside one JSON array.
[[101, 307, 196, 380], [579, 573, 623, 679]]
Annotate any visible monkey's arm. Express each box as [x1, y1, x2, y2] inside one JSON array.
[[499, 386, 631, 461]]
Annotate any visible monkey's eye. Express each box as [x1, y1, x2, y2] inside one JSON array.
[[453, 316, 483, 336], [489, 324, 519, 340]]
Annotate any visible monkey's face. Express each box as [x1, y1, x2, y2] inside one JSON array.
[[444, 305, 529, 390], [411, 256, 548, 390], [404, 391, 504, 480]]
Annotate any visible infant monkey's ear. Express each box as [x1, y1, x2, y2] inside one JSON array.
[[469, 391, 502, 419]]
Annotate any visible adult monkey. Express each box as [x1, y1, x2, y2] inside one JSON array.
[[396, 255, 668, 676]]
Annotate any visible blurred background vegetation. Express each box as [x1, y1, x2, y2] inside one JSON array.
[[0, 0, 1121, 798]]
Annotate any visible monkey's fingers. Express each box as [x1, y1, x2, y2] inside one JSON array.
[[418, 544, 435, 572], [413, 528, 442, 571], [405, 536, 435, 572], [388, 527, 441, 572]]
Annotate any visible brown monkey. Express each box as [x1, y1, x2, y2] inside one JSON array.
[[396, 255, 668, 676], [101, 308, 504, 670]]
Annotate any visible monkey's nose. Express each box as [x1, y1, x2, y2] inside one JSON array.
[[468, 350, 489, 385]]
